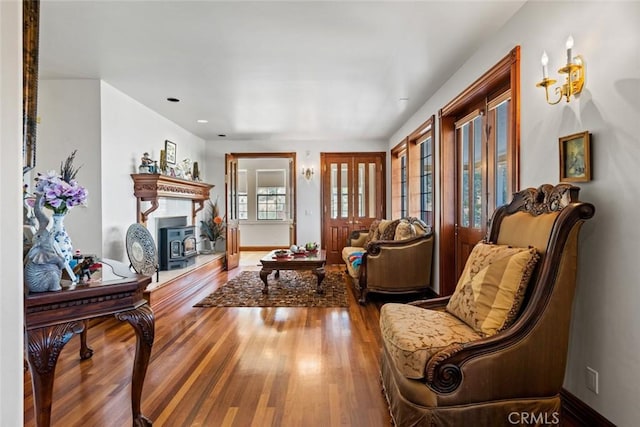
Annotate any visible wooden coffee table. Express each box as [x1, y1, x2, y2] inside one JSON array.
[[259, 250, 327, 294]]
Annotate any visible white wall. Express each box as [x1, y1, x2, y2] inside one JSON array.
[[389, 2, 640, 425], [203, 139, 388, 247], [0, 1, 24, 424], [37, 79, 102, 256], [100, 81, 207, 262]]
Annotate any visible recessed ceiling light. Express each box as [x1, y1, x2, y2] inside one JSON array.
[[217, 134, 227, 138], [399, 97, 410, 102], [196, 119, 208, 124], [166, 97, 180, 103]]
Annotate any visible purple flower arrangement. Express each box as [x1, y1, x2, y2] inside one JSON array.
[[34, 171, 88, 214], [33, 150, 88, 215]]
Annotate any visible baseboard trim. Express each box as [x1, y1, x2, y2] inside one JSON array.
[[561, 388, 615, 426]]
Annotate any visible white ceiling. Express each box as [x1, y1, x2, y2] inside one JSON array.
[[39, 1, 525, 142]]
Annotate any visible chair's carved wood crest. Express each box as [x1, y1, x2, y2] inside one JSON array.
[[508, 183, 580, 216]]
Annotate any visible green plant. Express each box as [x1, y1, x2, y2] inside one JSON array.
[[200, 197, 226, 242]]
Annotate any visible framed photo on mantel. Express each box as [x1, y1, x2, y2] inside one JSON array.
[[559, 131, 591, 182], [165, 140, 177, 165]]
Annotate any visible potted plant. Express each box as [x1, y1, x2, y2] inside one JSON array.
[[200, 197, 226, 253]]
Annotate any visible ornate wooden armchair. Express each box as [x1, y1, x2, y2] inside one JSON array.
[[379, 184, 595, 426]]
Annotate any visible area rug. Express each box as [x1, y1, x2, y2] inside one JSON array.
[[194, 270, 348, 308]]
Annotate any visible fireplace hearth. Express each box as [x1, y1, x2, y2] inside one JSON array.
[[159, 225, 197, 271]]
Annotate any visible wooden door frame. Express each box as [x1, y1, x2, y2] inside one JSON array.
[[227, 152, 297, 246], [438, 46, 520, 296]]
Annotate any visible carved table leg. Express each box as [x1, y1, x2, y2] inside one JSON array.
[[79, 319, 94, 360], [260, 269, 271, 294], [115, 304, 155, 427], [27, 322, 82, 427], [314, 267, 326, 294]]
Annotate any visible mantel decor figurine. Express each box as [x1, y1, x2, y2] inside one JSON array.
[[139, 152, 156, 173]]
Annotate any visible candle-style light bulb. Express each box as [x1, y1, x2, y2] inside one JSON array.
[[566, 35, 574, 64], [541, 51, 549, 79]]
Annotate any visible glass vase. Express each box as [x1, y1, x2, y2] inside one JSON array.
[[51, 213, 73, 263]]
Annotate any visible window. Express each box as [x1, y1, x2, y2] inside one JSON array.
[[419, 134, 433, 224], [408, 116, 435, 226], [256, 169, 286, 220], [400, 155, 407, 218], [456, 111, 484, 229], [391, 141, 407, 219], [238, 169, 248, 220]]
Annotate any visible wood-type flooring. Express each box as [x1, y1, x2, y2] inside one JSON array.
[[23, 253, 391, 426]]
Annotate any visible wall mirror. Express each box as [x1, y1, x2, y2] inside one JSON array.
[[23, 0, 40, 174]]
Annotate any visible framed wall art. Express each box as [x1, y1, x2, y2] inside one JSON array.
[[559, 131, 591, 182], [165, 140, 177, 165]]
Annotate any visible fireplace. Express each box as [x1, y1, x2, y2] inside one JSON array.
[[159, 225, 197, 271]]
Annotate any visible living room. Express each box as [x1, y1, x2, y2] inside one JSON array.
[[2, 1, 639, 426]]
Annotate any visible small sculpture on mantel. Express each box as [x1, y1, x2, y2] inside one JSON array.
[[139, 152, 155, 173], [24, 194, 66, 293], [192, 161, 200, 181]]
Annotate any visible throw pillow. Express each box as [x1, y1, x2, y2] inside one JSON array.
[[394, 219, 416, 240], [446, 243, 539, 336], [364, 219, 381, 248], [379, 219, 401, 241]]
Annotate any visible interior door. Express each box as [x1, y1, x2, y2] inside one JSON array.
[[225, 153, 240, 270], [288, 157, 297, 245], [321, 152, 385, 265]]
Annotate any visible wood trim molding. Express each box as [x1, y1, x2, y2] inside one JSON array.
[[131, 174, 214, 226], [441, 46, 519, 117], [561, 388, 615, 427]]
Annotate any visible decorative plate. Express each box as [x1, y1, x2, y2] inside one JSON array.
[[126, 223, 157, 276]]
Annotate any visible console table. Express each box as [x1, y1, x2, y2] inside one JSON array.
[[25, 274, 154, 427], [131, 174, 214, 226]]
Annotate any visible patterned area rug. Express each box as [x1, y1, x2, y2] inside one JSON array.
[[194, 270, 348, 308]]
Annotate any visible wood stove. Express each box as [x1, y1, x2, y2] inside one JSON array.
[[159, 225, 197, 270]]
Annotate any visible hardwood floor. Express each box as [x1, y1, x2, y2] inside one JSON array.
[[23, 253, 392, 426]]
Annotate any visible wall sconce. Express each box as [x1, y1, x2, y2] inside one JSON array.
[[536, 35, 585, 104], [301, 167, 314, 181]]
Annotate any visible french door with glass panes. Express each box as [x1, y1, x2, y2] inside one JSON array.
[[455, 91, 514, 278], [439, 47, 519, 296], [321, 152, 385, 265]]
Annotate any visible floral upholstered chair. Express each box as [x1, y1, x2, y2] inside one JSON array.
[[379, 184, 595, 426]]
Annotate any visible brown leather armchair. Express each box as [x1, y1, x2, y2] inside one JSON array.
[[379, 184, 595, 426], [343, 218, 434, 304]]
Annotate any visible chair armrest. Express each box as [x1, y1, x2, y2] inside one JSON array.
[[408, 296, 450, 309], [347, 229, 369, 247]]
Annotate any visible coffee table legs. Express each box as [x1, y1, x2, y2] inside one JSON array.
[[260, 269, 272, 294], [313, 267, 325, 294], [259, 268, 325, 294]]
